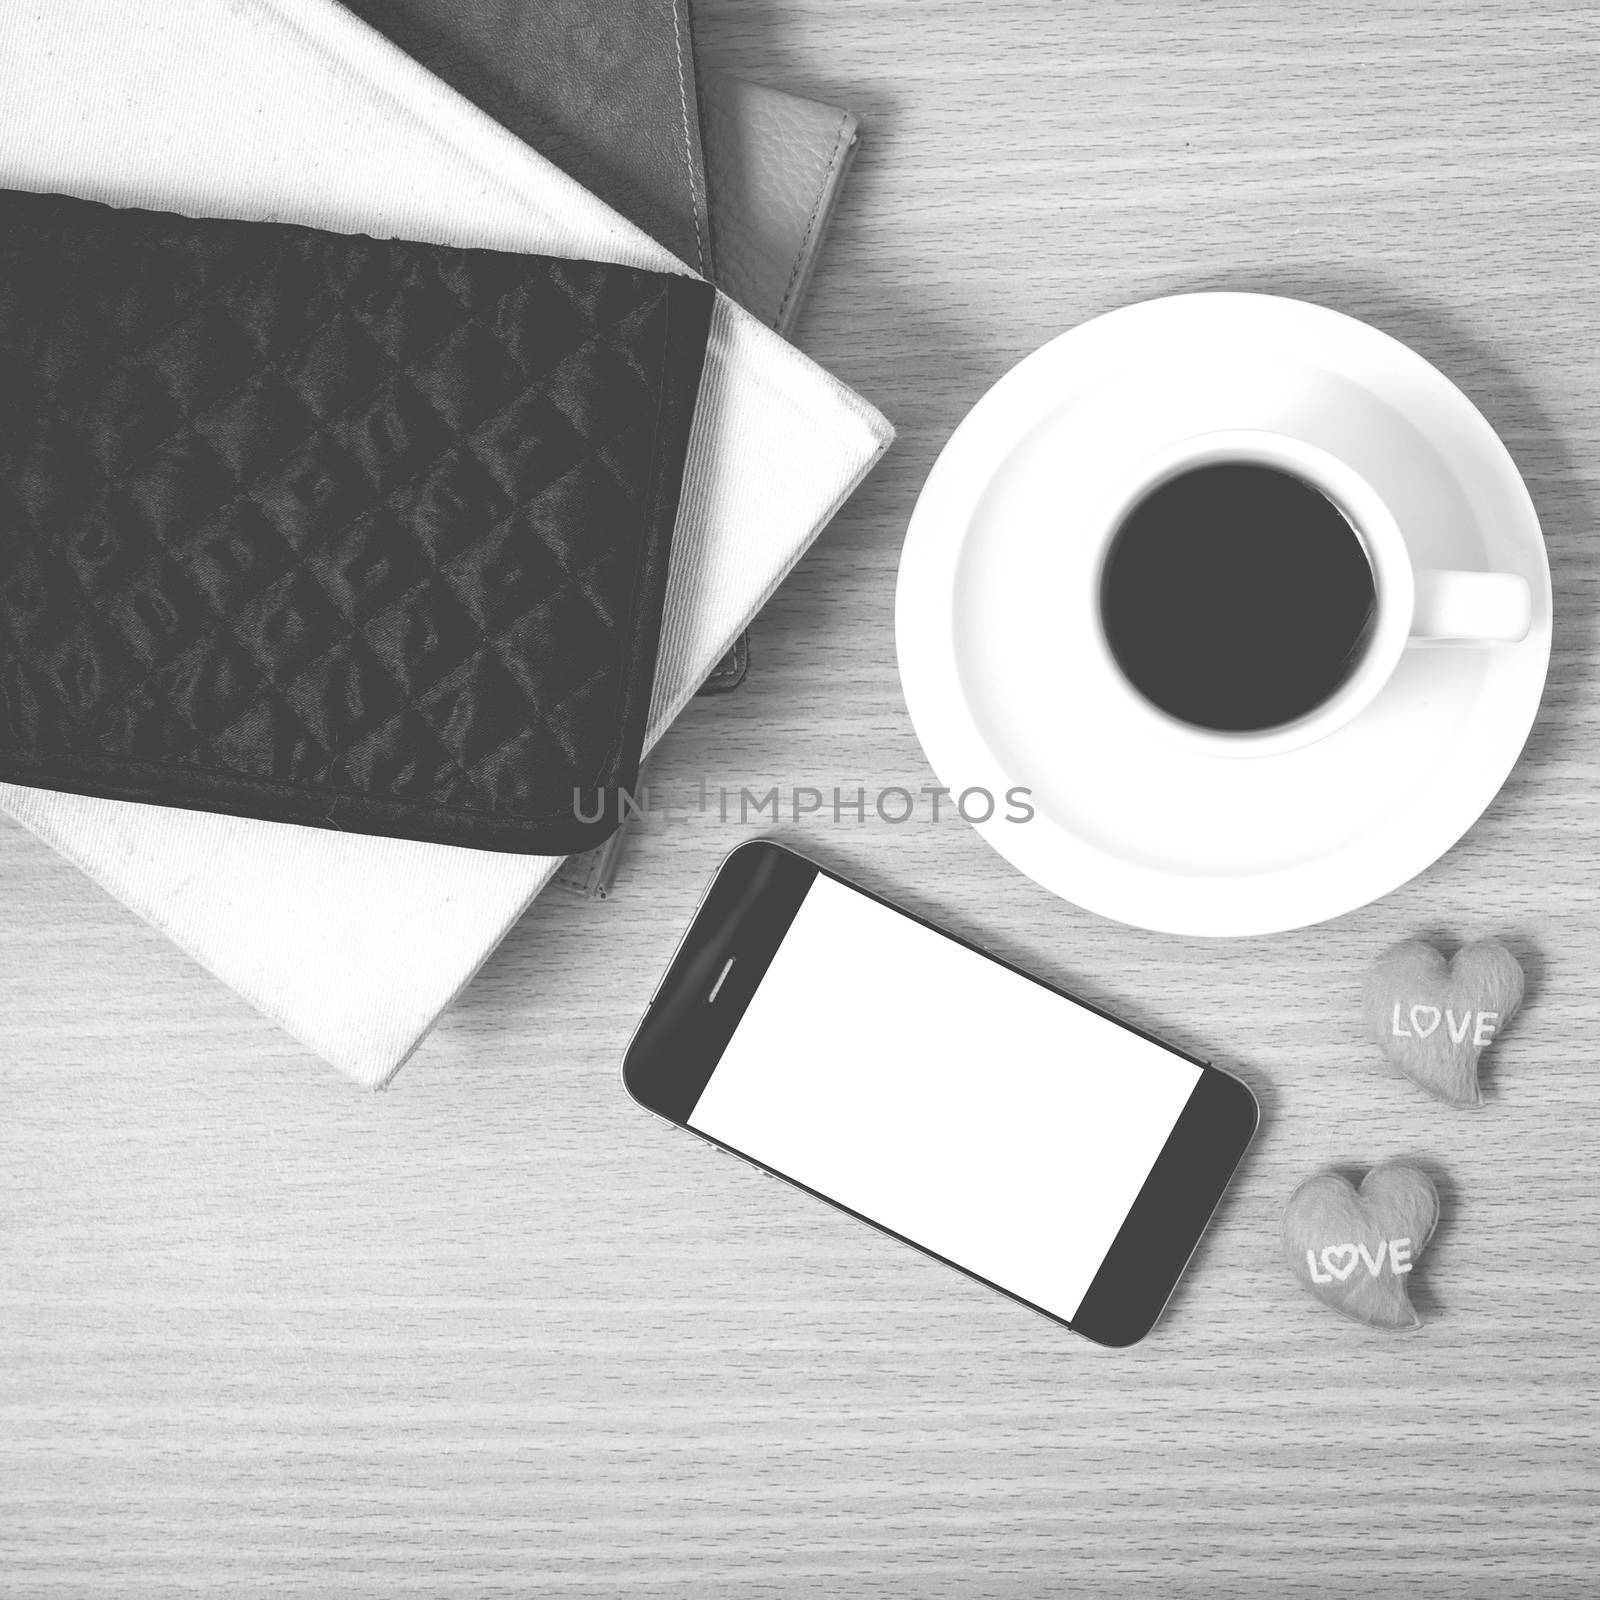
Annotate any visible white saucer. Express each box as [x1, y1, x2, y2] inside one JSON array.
[[895, 293, 1552, 937]]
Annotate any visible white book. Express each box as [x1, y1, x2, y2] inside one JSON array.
[[0, 0, 892, 1087]]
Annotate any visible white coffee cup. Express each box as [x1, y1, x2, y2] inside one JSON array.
[[1088, 429, 1532, 759]]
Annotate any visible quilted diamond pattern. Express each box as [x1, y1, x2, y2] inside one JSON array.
[[0, 190, 713, 852]]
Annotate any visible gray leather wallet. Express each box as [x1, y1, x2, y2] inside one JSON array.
[[699, 69, 861, 338]]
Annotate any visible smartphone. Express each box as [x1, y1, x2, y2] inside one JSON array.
[[622, 841, 1257, 1346]]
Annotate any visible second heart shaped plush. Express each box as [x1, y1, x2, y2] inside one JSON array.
[[1362, 939, 1524, 1108], [1282, 1164, 1440, 1330]]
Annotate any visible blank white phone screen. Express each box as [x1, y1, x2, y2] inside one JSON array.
[[687, 873, 1202, 1322]]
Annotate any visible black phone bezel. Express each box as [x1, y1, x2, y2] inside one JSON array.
[[621, 839, 1258, 1347]]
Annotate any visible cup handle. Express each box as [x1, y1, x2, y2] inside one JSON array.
[[1410, 570, 1532, 644]]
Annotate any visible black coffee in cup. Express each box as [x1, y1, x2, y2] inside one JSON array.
[[1100, 463, 1378, 732]]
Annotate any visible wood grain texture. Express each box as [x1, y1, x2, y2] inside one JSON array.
[[4, 0, 1600, 1592]]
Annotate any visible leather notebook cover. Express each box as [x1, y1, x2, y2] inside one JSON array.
[[336, 0, 747, 704], [0, 189, 714, 854], [338, 0, 712, 277]]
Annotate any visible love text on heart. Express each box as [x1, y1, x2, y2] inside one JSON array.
[[1390, 1003, 1498, 1046], [1306, 1238, 1413, 1284]]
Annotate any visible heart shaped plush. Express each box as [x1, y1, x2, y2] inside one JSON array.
[[1282, 1164, 1439, 1330], [1362, 939, 1524, 1108]]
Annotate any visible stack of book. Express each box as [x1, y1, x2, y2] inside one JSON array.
[[0, 0, 889, 1086]]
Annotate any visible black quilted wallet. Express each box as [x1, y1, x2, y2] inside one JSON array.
[[0, 189, 714, 853]]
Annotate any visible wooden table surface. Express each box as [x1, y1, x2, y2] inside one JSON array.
[[5, 2, 1599, 1593]]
